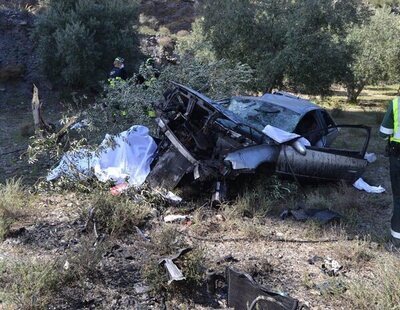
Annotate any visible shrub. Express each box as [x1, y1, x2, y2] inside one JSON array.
[[0, 178, 27, 240], [29, 57, 254, 167], [176, 19, 216, 63], [346, 255, 400, 309], [87, 191, 153, 237], [92, 56, 254, 137], [142, 246, 205, 296], [0, 259, 64, 309], [200, 0, 370, 94], [34, 0, 141, 88]]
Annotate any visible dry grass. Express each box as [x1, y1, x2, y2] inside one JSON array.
[[223, 176, 297, 220], [0, 258, 65, 309], [142, 246, 205, 298], [0, 178, 28, 240], [86, 191, 153, 237], [149, 225, 185, 256], [305, 183, 362, 223], [0, 237, 106, 309], [346, 254, 400, 309]]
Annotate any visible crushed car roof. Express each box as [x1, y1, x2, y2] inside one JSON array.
[[260, 92, 320, 116]]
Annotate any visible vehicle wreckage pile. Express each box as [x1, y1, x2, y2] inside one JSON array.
[[50, 82, 383, 200]]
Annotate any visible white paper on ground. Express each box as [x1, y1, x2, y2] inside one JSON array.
[[47, 125, 157, 187], [353, 177, 385, 194]]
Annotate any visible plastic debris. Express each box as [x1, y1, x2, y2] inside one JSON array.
[[353, 177, 385, 194], [70, 119, 90, 130], [164, 214, 189, 223], [262, 125, 301, 144], [162, 191, 183, 205], [321, 257, 343, 277], [110, 182, 129, 196], [364, 152, 377, 163]]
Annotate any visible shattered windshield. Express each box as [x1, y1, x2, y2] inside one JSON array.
[[227, 98, 301, 132]]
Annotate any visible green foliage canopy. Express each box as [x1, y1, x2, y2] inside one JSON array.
[[345, 8, 400, 101], [94, 57, 254, 136], [34, 0, 141, 88], [200, 0, 370, 95]]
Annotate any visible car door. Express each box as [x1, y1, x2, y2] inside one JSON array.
[[275, 125, 370, 183]]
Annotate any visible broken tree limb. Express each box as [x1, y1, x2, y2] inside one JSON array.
[[32, 84, 52, 137], [55, 115, 78, 144]]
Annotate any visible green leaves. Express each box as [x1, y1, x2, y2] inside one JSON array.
[[345, 8, 400, 100], [200, 0, 369, 95], [34, 0, 141, 88]]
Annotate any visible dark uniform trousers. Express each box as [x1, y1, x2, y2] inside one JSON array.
[[390, 154, 400, 234]]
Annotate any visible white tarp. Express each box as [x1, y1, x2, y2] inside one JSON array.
[[47, 125, 157, 187], [46, 148, 96, 181]]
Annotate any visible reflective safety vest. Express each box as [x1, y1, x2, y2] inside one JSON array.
[[108, 76, 123, 88], [391, 97, 400, 143]]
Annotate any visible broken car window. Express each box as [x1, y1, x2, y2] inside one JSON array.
[[227, 98, 301, 132]]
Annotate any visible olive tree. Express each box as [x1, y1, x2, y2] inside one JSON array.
[[200, 0, 370, 95], [344, 8, 400, 102], [34, 0, 141, 88]]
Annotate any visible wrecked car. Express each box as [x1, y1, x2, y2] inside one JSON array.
[[147, 82, 371, 196]]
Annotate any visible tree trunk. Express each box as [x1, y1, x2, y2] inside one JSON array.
[[31, 84, 52, 137], [346, 82, 365, 103]]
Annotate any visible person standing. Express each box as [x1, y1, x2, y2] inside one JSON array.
[[109, 57, 127, 81], [380, 97, 400, 246]]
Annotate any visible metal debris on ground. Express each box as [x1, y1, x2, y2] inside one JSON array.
[[159, 247, 192, 285], [280, 207, 341, 225], [216, 254, 239, 265], [321, 257, 343, 277], [160, 191, 183, 205], [226, 267, 309, 310], [315, 279, 346, 296]]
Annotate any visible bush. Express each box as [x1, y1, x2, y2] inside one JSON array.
[[34, 0, 141, 88], [92, 56, 254, 137], [29, 56, 254, 166], [0, 179, 27, 240], [0, 259, 64, 309], [346, 255, 400, 309], [86, 191, 153, 237], [199, 0, 370, 94]]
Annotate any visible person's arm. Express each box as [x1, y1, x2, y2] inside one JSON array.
[[380, 101, 394, 139]]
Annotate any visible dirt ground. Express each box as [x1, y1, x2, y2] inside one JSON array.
[[1, 1, 400, 310]]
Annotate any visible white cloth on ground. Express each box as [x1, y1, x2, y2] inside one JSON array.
[[46, 125, 157, 187]]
